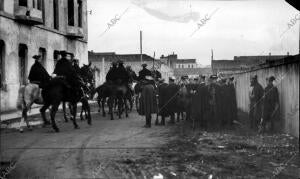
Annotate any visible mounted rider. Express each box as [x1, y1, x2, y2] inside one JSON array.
[[28, 55, 51, 89], [138, 63, 152, 81], [52, 51, 84, 97], [115, 60, 129, 85], [106, 61, 118, 84]]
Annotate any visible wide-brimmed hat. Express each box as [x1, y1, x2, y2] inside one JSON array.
[[59, 50, 68, 56], [32, 55, 41, 59]]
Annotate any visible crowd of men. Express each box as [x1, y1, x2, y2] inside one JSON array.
[[155, 74, 238, 130], [28, 55, 279, 133]]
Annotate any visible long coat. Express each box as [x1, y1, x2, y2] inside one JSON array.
[[139, 83, 157, 116], [53, 58, 80, 87], [28, 61, 50, 88]]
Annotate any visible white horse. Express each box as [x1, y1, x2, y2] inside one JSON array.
[[16, 83, 48, 132]]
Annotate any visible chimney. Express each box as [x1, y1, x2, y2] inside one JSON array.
[[287, 52, 289, 56], [269, 52, 271, 56]]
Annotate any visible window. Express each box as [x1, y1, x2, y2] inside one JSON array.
[[68, 0, 74, 26], [0, 40, 5, 89], [0, 0, 4, 11], [19, 44, 28, 85], [77, 0, 82, 27], [37, 0, 42, 10], [19, 0, 27, 7], [53, 50, 60, 67], [33, 0, 36, 8], [53, 0, 59, 30], [38, 48, 46, 68]]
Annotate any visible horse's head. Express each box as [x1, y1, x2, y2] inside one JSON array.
[[80, 65, 94, 83]]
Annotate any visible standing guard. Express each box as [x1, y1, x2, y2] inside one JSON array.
[[139, 75, 157, 128], [249, 75, 264, 131], [260, 76, 279, 133]]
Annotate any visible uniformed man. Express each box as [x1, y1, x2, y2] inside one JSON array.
[[126, 65, 137, 83], [72, 59, 81, 74], [207, 75, 221, 129], [28, 55, 51, 89], [115, 60, 129, 85], [138, 63, 152, 81], [249, 75, 264, 130], [139, 75, 157, 128], [166, 76, 179, 124], [227, 77, 237, 125], [106, 61, 118, 83], [53, 51, 83, 90], [260, 76, 279, 133]]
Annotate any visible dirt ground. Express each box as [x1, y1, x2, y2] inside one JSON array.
[[0, 105, 299, 179]]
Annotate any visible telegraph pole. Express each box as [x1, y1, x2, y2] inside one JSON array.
[[140, 30, 143, 64]]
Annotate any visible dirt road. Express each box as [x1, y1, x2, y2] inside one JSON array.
[[1, 106, 299, 178]]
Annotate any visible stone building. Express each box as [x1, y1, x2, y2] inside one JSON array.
[[159, 53, 210, 78], [212, 53, 290, 76], [0, 0, 88, 112], [88, 51, 174, 87]]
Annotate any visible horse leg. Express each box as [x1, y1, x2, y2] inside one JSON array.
[[50, 104, 60, 132], [102, 98, 106, 117], [176, 112, 180, 122], [161, 115, 165, 125], [19, 108, 28, 133], [71, 103, 79, 129], [40, 104, 51, 127], [97, 97, 101, 113], [124, 97, 129, 118], [82, 98, 92, 125], [63, 102, 68, 123], [80, 105, 84, 121], [109, 97, 114, 120], [118, 98, 122, 119]]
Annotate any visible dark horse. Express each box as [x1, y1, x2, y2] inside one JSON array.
[[92, 83, 111, 117], [108, 81, 129, 120], [63, 63, 95, 122], [40, 77, 91, 132]]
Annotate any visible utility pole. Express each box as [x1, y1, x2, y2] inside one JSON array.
[[140, 30, 143, 64], [153, 51, 155, 70]]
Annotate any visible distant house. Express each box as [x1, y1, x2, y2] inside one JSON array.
[[160, 52, 210, 78], [212, 53, 290, 75]]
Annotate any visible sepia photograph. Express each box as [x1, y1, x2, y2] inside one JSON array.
[[0, 0, 299, 178]]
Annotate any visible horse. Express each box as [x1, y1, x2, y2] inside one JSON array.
[[108, 81, 129, 120], [40, 77, 91, 132], [63, 63, 95, 122], [92, 83, 112, 117], [17, 83, 48, 132]]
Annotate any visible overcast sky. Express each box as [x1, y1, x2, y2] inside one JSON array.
[[87, 0, 299, 66]]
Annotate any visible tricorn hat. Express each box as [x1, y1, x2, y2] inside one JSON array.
[[32, 55, 41, 59], [268, 76, 275, 81]]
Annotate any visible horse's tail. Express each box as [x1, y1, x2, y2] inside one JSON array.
[[17, 85, 26, 110]]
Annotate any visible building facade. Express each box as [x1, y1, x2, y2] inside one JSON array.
[[212, 54, 290, 76], [0, 0, 88, 113], [88, 51, 174, 86]]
